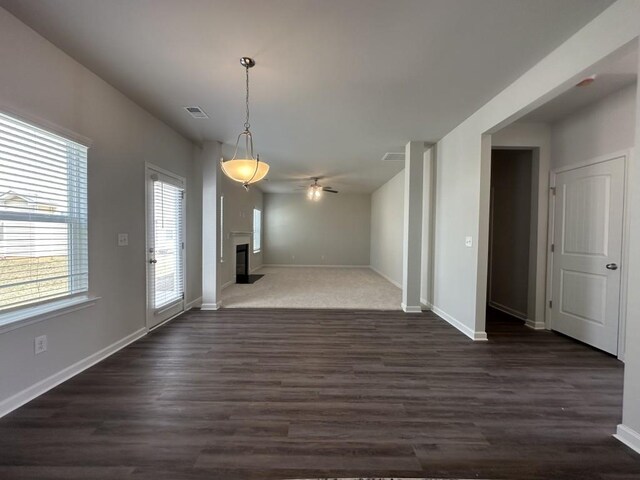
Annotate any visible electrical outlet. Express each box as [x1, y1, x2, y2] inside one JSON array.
[[118, 233, 128, 246], [465, 236, 473, 247], [35, 335, 47, 355]]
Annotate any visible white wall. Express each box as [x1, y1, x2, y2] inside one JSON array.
[[0, 8, 199, 411], [552, 83, 637, 168], [264, 193, 370, 266], [546, 53, 640, 451], [220, 175, 263, 287], [620, 55, 640, 451], [430, 0, 640, 450], [432, 0, 640, 339], [370, 170, 404, 286]]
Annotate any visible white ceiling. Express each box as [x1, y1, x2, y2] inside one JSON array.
[[521, 45, 638, 123], [0, 0, 615, 193]]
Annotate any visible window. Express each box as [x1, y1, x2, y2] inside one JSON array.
[[253, 208, 261, 253], [0, 112, 88, 314]]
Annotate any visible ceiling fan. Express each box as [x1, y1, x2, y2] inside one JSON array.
[[303, 177, 338, 201]]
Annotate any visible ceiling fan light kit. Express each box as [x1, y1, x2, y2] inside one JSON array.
[[220, 57, 269, 190], [307, 177, 338, 201], [308, 184, 323, 201]]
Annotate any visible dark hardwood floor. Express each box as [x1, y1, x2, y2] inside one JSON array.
[[1, 308, 639, 479]]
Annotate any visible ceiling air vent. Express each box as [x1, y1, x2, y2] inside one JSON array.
[[184, 106, 209, 119], [381, 152, 404, 162]]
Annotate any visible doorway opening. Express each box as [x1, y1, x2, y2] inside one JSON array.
[[487, 148, 534, 330]]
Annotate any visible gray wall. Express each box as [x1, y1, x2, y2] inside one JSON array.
[[0, 9, 199, 408], [370, 170, 404, 285], [552, 83, 637, 168], [263, 193, 370, 266], [220, 175, 263, 286], [488, 149, 532, 318]]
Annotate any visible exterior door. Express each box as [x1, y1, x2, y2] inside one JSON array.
[[146, 166, 185, 329], [551, 155, 625, 355]]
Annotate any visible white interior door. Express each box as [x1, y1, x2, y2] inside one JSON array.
[[551, 155, 625, 355], [146, 166, 185, 329]]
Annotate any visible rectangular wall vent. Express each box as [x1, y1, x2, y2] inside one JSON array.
[[184, 106, 209, 119], [381, 152, 404, 162]]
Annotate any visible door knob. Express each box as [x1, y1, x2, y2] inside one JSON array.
[[606, 263, 618, 270], [149, 259, 157, 264]]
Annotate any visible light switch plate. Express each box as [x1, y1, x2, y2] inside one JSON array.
[[465, 236, 473, 247], [35, 335, 47, 355], [118, 233, 128, 246]]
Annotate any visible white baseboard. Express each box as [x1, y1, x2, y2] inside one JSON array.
[[200, 302, 221, 310], [489, 301, 545, 329], [221, 280, 234, 290], [0, 327, 147, 418], [525, 319, 546, 330], [369, 265, 402, 289], [614, 424, 640, 454], [185, 296, 202, 310], [431, 305, 488, 341], [488, 300, 527, 320], [420, 298, 433, 310], [401, 303, 422, 313], [262, 264, 370, 268]]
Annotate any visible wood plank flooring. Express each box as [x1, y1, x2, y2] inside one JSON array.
[[1, 309, 639, 479]]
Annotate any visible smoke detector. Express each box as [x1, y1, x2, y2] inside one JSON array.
[[381, 152, 404, 162], [576, 75, 597, 87], [184, 106, 209, 119]]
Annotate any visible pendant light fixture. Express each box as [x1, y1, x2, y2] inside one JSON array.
[[220, 57, 269, 190]]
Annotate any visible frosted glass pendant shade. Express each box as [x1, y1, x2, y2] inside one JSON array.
[[221, 158, 269, 185]]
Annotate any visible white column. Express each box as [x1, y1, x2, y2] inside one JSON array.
[[201, 141, 222, 310], [421, 145, 436, 308], [401, 141, 425, 313]]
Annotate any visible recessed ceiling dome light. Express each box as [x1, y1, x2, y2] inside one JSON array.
[[576, 75, 597, 87]]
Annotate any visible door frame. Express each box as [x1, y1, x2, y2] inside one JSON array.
[[144, 163, 187, 331], [487, 147, 537, 323], [546, 149, 631, 360]]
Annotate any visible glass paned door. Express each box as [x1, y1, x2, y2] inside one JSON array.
[[146, 167, 185, 329]]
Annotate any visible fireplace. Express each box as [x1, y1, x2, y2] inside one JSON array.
[[235, 243, 249, 284]]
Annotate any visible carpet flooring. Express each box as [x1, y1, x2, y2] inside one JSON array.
[[221, 267, 402, 310]]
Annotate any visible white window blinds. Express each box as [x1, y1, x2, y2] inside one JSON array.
[[151, 179, 184, 309], [253, 208, 261, 253], [0, 112, 88, 313]]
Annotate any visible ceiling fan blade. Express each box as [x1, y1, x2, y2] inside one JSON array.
[[323, 189, 339, 193]]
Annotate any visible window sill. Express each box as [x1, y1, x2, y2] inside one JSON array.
[[253, 250, 261, 254], [0, 296, 100, 335]]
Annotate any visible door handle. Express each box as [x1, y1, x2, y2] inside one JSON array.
[[149, 259, 157, 264], [606, 263, 618, 270]]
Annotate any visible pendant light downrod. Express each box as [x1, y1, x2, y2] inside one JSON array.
[[220, 57, 269, 190]]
